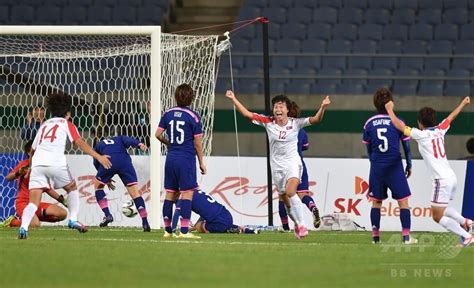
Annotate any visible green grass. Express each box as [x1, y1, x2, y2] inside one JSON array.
[[0, 228, 472, 288]]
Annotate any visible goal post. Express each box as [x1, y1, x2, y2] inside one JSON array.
[[0, 26, 220, 230]]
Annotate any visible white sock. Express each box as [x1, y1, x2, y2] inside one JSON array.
[[443, 207, 466, 225], [68, 190, 80, 222], [20, 203, 37, 230], [289, 194, 306, 227], [285, 206, 298, 225], [439, 216, 471, 239]]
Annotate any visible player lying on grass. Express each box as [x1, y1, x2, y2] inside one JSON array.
[[278, 100, 320, 232], [1, 140, 67, 228], [385, 97, 473, 247], [170, 190, 259, 235], [363, 88, 416, 245], [226, 90, 330, 239], [92, 134, 150, 232], [18, 92, 112, 239]]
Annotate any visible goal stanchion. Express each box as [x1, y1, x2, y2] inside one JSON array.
[[0, 26, 220, 229]]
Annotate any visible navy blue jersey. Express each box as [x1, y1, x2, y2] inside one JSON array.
[[158, 106, 203, 157], [363, 115, 409, 164], [192, 190, 226, 222], [93, 136, 140, 170], [297, 129, 309, 157]]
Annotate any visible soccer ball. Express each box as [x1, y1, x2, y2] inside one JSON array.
[[122, 200, 138, 218]]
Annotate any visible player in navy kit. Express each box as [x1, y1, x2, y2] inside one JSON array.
[[363, 88, 415, 244], [279, 101, 320, 231], [93, 135, 150, 232], [191, 190, 258, 234], [156, 83, 206, 239]]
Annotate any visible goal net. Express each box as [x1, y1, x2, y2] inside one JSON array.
[[0, 27, 219, 229]]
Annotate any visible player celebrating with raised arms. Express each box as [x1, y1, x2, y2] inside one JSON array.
[[156, 83, 206, 239], [225, 90, 330, 239], [363, 88, 415, 244], [92, 134, 150, 232], [18, 92, 112, 239], [385, 97, 473, 247]]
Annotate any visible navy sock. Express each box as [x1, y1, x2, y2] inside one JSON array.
[[171, 200, 181, 232], [400, 208, 411, 241], [95, 190, 111, 217], [278, 200, 290, 231], [179, 199, 192, 234], [371, 207, 381, 242], [163, 199, 174, 233], [301, 195, 317, 211], [133, 196, 149, 226]]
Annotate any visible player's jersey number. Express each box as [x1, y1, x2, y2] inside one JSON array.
[[38, 124, 59, 145], [376, 128, 388, 153], [169, 120, 185, 144], [197, 190, 216, 203], [103, 139, 115, 145], [432, 138, 446, 159]]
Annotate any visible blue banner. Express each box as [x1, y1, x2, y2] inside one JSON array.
[[462, 160, 474, 219], [0, 153, 24, 221]]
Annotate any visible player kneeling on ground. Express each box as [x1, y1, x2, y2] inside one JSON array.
[[93, 135, 150, 232], [1, 140, 67, 228]]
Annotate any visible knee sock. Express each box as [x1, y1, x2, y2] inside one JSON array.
[[95, 189, 111, 217], [133, 196, 149, 227], [179, 199, 192, 234], [439, 216, 472, 239], [400, 208, 411, 241], [371, 207, 381, 241], [68, 190, 80, 222], [20, 203, 37, 230], [163, 199, 174, 233], [289, 194, 305, 227], [301, 195, 316, 211], [171, 200, 181, 232], [278, 200, 289, 230], [443, 207, 467, 225]]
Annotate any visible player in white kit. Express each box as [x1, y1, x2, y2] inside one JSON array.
[[385, 97, 473, 247], [225, 90, 331, 239], [18, 93, 112, 239]]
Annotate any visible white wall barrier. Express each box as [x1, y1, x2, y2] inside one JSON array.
[[58, 156, 466, 232]]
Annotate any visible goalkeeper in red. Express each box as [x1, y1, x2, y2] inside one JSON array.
[[93, 135, 150, 232], [385, 97, 473, 247]]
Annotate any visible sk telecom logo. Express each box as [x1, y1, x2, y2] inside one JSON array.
[[334, 176, 369, 216]]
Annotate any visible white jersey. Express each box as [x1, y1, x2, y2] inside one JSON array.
[[252, 113, 310, 170], [405, 118, 455, 180], [31, 117, 80, 167]]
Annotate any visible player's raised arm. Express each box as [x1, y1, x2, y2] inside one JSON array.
[[309, 96, 331, 124], [225, 90, 253, 120], [74, 137, 112, 169], [385, 101, 406, 133], [446, 96, 470, 123]]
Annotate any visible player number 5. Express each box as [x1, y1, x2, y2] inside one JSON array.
[[377, 128, 388, 153]]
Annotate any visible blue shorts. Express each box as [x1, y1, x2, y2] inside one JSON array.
[[297, 163, 309, 192], [96, 159, 137, 186], [368, 161, 411, 201], [202, 209, 233, 233], [164, 155, 197, 192]]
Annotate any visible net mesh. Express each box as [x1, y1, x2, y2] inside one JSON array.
[[0, 32, 219, 226]]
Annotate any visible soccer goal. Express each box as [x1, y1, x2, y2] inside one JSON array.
[[0, 26, 220, 229]]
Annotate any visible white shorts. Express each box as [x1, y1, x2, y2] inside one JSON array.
[[272, 163, 303, 195], [29, 165, 74, 190], [431, 176, 457, 207]]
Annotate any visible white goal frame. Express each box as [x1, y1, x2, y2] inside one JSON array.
[[0, 26, 162, 229]]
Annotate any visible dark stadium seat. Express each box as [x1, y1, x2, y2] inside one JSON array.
[[455, 40, 474, 54], [112, 5, 137, 24], [65, 0, 94, 6], [319, 0, 343, 9], [418, 80, 444, 96], [36, 4, 61, 24], [338, 8, 364, 24], [312, 68, 342, 94], [137, 5, 163, 25], [341, 68, 368, 89], [424, 58, 450, 72], [250, 38, 276, 52], [409, 24, 433, 41], [368, 0, 393, 9], [378, 40, 403, 53], [445, 82, 470, 96], [359, 24, 383, 40], [238, 6, 261, 19], [383, 24, 409, 41], [403, 40, 428, 53], [364, 8, 391, 25], [237, 25, 257, 41], [469, 0, 474, 8], [286, 79, 313, 94], [337, 83, 365, 94], [143, 0, 169, 8], [332, 24, 358, 41], [275, 39, 301, 53], [11, 5, 34, 24], [238, 79, 260, 94], [272, 56, 296, 71], [232, 39, 250, 52], [419, 0, 442, 9], [322, 57, 347, 70], [324, 40, 350, 69], [301, 39, 326, 53], [444, 8, 468, 25], [299, 0, 319, 8], [343, 0, 368, 9], [391, 9, 416, 25], [62, 5, 88, 24], [270, 80, 287, 95], [245, 0, 267, 9], [399, 57, 424, 72], [373, 57, 398, 72], [393, 68, 419, 95], [418, 9, 442, 25], [267, 23, 281, 40], [451, 57, 474, 71], [307, 23, 331, 40], [443, 0, 467, 9], [350, 40, 376, 70], [434, 24, 458, 41], [366, 68, 394, 93], [263, 7, 286, 24], [0, 5, 9, 24], [281, 23, 307, 40], [287, 7, 312, 24], [296, 56, 321, 72], [268, 0, 293, 9], [429, 40, 453, 54], [313, 7, 338, 24], [393, 0, 418, 9], [461, 23, 474, 40]]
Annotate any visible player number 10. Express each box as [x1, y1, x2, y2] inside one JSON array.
[[432, 138, 446, 159]]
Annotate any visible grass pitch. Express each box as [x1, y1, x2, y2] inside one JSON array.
[[0, 227, 472, 288]]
